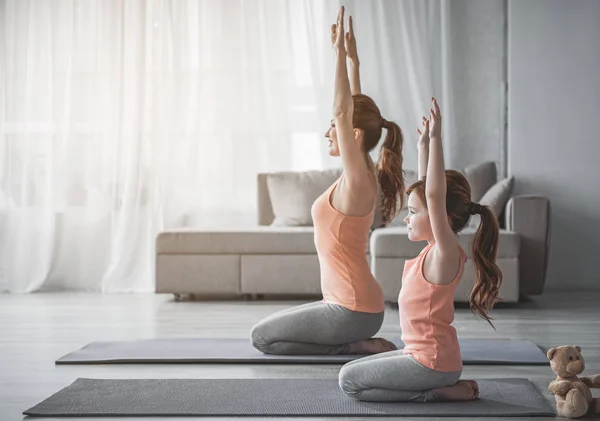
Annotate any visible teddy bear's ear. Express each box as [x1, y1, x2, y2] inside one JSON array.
[[575, 346, 581, 352], [547, 348, 557, 360]]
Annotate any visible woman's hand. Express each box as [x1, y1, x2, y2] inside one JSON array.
[[331, 6, 346, 52]]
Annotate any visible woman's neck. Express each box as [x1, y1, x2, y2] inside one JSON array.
[[364, 154, 375, 171]]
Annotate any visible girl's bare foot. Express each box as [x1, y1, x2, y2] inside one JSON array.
[[431, 380, 479, 401], [349, 337, 397, 354]]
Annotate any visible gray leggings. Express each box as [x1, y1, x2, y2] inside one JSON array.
[[339, 350, 462, 402], [250, 301, 384, 355]]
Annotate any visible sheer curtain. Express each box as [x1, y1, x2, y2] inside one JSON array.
[[0, 0, 504, 293], [337, 0, 446, 169]]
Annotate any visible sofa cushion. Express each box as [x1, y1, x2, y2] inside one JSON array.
[[265, 167, 411, 231], [267, 168, 342, 226], [480, 176, 515, 217], [469, 176, 515, 227], [463, 161, 497, 202], [157, 226, 372, 255], [370, 226, 520, 259], [265, 167, 390, 231]]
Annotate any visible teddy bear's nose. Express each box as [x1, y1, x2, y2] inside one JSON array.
[[567, 360, 584, 374]]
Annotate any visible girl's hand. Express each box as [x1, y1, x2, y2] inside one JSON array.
[[416, 116, 430, 148], [331, 7, 346, 52], [429, 97, 442, 139]]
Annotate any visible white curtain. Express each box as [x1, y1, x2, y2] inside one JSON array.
[[0, 0, 504, 293], [341, 0, 506, 172]]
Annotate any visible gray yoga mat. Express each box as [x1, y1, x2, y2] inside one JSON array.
[[24, 378, 555, 417], [56, 338, 549, 365]]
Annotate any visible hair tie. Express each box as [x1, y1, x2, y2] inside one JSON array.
[[381, 118, 388, 129], [469, 202, 483, 215]]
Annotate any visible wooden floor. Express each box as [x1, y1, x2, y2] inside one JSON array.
[[1, 292, 599, 421]]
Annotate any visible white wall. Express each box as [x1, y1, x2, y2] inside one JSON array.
[[342, 0, 506, 173], [444, 0, 507, 173], [508, 0, 600, 291]]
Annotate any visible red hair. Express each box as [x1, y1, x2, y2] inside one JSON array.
[[352, 94, 405, 223], [406, 170, 502, 328]]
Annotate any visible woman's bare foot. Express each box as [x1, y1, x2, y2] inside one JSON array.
[[466, 380, 480, 397], [431, 380, 479, 401], [349, 337, 397, 354]]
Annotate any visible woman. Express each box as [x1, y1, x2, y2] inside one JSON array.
[[251, 7, 405, 356]]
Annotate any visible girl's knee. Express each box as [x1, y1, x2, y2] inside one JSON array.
[[338, 365, 363, 398]]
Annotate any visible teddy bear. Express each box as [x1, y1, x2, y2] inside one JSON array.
[[547, 345, 600, 418]]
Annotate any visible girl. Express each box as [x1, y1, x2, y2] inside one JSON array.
[[250, 8, 405, 356], [338, 98, 502, 401]]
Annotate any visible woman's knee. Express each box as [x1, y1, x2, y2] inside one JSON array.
[[338, 364, 364, 398], [354, 310, 385, 340], [368, 311, 385, 336]]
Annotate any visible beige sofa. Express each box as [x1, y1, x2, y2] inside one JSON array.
[[156, 163, 550, 303]]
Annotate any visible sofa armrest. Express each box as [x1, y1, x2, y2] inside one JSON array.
[[504, 195, 551, 295]]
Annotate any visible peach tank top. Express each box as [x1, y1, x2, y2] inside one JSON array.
[[311, 177, 384, 313], [398, 243, 466, 372]]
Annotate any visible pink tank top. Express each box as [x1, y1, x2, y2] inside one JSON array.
[[398, 243, 466, 372], [311, 177, 384, 313]]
